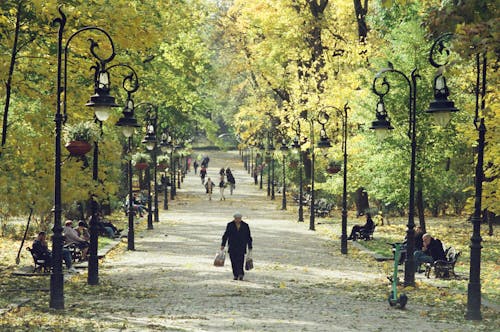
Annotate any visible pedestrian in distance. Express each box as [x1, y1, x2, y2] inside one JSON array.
[[205, 177, 215, 200], [219, 178, 226, 200], [200, 166, 207, 184], [221, 212, 253, 280], [193, 160, 199, 174], [226, 168, 236, 195]]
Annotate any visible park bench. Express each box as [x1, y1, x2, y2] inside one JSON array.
[[26, 247, 50, 273], [293, 193, 310, 207], [64, 243, 83, 263], [314, 199, 334, 217], [425, 246, 461, 279], [352, 223, 376, 241]]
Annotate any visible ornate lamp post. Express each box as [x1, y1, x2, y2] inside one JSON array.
[[115, 72, 141, 252], [425, 33, 485, 320], [170, 141, 177, 199], [279, 139, 289, 209], [140, 103, 159, 229], [324, 104, 350, 254], [175, 143, 183, 189], [87, 63, 139, 286], [265, 133, 275, 198], [160, 132, 170, 210], [370, 65, 419, 287], [258, 142, 265, 189], [308, 110, 332, 231], [291, 120, 304, 222], [51, 7, 118, 309]]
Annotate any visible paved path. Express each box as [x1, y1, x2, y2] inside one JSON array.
[[98, 150, 468, 331]]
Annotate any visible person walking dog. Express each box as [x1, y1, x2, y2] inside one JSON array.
[[221, 212, 253, 280]]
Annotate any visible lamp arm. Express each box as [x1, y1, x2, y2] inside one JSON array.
[[373, 67, 419, 139], [54, 6, 116, 122], [429, 33, 454, 68], [107, 63, 140, 95]]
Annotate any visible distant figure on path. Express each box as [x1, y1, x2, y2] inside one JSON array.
[[200, 166, 207, 184], [205, 177, 215, 200], [221, 212, 253, 280], [193, 160, 199, 174], [226, 168, 236, 195], [219, 178, 226, 201]]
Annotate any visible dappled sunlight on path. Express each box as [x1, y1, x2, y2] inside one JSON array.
[[98, 150, 470, 331]]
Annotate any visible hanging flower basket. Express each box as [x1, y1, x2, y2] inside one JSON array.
[[135, 162, 149, 170], [289, 160, 299, 168], [326, 163, 341, 174], [65, 141, 92, 156], [157, 163, 167, 170], [132, 152, 152, 170]]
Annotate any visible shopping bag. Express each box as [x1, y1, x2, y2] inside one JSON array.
[[214, 250, 225, 267], [245, 251, 253, 270], [245, 258, 253, 270]]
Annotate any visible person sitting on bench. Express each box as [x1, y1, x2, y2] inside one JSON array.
[[63, 220, 89, 260], [32, 231, 76, 273], [414, 233, 446, 272], [347, 213, 375, 240]]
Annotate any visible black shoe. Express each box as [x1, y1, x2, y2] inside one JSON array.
[[233, 276, 238, 280], [238, 275, 244, 280]]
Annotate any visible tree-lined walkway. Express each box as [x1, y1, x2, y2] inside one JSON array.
[[88, 150, 471, 332]]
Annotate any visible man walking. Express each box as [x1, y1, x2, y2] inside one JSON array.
[[221, 212, 253, 280]]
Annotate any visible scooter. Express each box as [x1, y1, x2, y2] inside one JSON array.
[[387, 242, 408, 308]]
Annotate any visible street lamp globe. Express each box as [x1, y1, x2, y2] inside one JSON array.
[[426, 74, 458, 127], [280, 138, 289, 152], [116, 99, 139, 137], [142, 124, 156, 150], [370, 100, 393, 139], [86, 71, 119, 121]]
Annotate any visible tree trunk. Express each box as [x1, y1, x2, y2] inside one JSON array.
[[1, 1, 23, 151], [353, 0, 369, 43], [416, 187, 426, 233]]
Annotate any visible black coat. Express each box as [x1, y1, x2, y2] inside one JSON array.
[[427, 238, 446, 261], [221, 221, 253, 254]]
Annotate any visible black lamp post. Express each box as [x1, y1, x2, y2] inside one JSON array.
[[170, 141, 176, 200], [324, 104, 350, 254], [271, 158, 276, 200], [258, 142, 265, 189], [140, 103, 158, 229], [370, 65, 419, 287], [87, 63, 139, 286], [280, 139, 289, 209], [176, 144, 183, 189], [160, 132, 170, 210], [308, 110, 332, 231], [250, 146, 254, 177], [426, 34, 484, 320], [51, 8, 118, 309], [292, 120, 304, 222], [115, 73, 141, 252]]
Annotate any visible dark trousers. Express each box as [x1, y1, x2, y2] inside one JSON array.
[[349, 225, 363, 239], [229, 251, 245, 278]]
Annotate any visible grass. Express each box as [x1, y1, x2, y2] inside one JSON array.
[[318, 213, 500, 306]]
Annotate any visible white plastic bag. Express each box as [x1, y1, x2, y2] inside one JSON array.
[[214, 250, 225, 267], [245, 250, 253, 270]]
